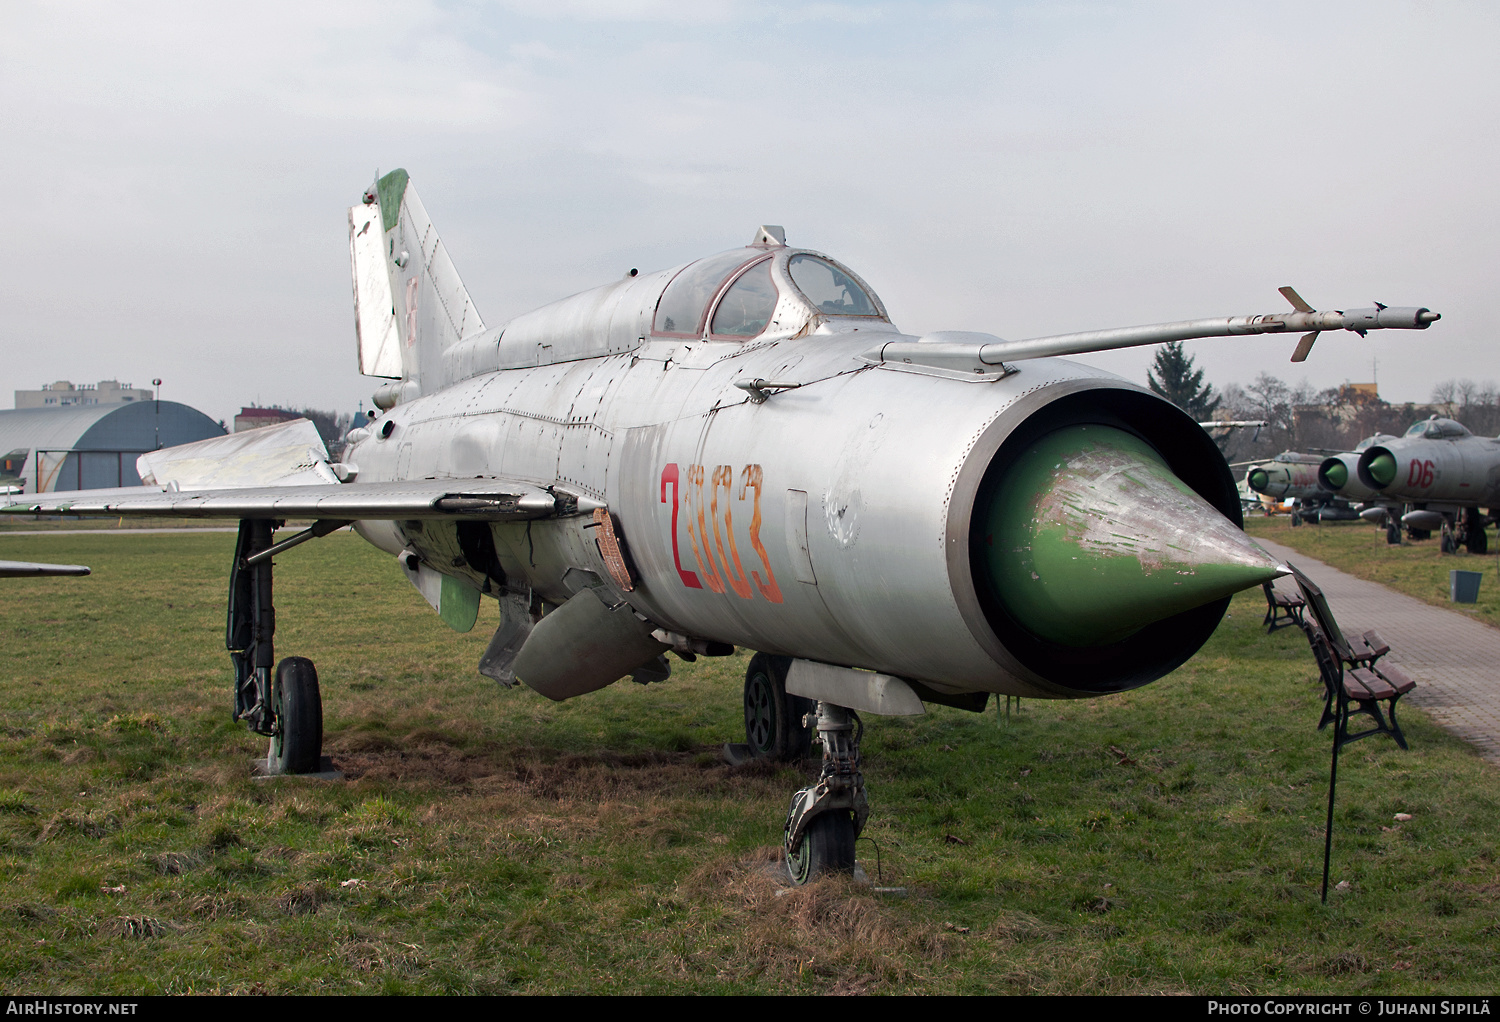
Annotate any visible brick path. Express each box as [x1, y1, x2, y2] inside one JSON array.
[[1257, 538, 1500, 765]]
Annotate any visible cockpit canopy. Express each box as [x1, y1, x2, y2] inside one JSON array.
[[482, 229, 892, 379], [1405, 417, 1471, 440], [652, 241, 886, 341]]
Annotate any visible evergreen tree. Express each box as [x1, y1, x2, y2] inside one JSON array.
[[1147, 341, 1220, 420]]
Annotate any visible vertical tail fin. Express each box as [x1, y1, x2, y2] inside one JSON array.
[[348, 169, 485, 397]]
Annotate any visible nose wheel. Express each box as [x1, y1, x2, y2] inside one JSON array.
[[783, 700, 868, 884], [787, 809, 856, 884]]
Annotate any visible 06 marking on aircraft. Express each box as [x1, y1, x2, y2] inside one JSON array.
[[1407, 459, 1435, 489], [661, 463, 783, 603]]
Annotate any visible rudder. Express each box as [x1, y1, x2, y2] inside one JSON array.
[[348, 168, 485, 398]]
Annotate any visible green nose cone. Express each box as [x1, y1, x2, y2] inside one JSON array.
[[1367, 452, 1397, 487], [1247, 468, 1269, 493], [1323, 461, 1348, 490], [982, 425, 1286, 648]]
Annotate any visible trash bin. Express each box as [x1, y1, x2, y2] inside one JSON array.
[[1450, 569, 1482, 603]]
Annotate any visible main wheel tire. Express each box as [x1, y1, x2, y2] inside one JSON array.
[[743, 653, 814, 762], [1468, 525, 1489, 555], [270, 657, 323, 775], [1387, 522, 1402, 545], [787, 810, 856, 885]]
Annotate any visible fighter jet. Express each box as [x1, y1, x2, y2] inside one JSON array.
[[1241, 451, 1357, 523], [1245, 452, 1325, 504], [1306, 433, 1402, 536], [0, 170, 1441, 882], [1333, 416, 1498, 551]]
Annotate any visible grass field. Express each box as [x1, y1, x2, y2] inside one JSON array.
[[1244, 516, 1500, 631], [0, 529, 1497, 994]]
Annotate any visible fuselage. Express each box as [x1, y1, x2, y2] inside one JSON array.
[[345, 239, 1259, 701], [1356, 417, 1500, 507], [1245, 453, 1325, 501]]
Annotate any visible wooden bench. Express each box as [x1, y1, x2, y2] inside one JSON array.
[[1290, 565, 1416, 749], [1262, 581, 1307, 633], [1286, 562, 1417, 903]]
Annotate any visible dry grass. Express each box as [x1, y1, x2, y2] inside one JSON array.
[[1, 530, 1498, 994]]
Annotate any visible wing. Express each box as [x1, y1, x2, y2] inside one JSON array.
[[3, 416, 601, 522], [1, 477, 599, 521]]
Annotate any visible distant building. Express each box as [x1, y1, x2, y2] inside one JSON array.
[[0, 402, 224, 492], [14, 379, 154, 410], [234, 407, 303, 433]]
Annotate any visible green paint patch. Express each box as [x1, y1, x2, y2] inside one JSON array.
[[438, 574, 479, 633], [377, 168, 409, 235], [985, 425, 1281, 646]]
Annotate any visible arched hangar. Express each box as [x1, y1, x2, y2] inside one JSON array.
[[0, 402, 224, 492]]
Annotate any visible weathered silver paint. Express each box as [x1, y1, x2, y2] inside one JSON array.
[[1357, 417, 1500, 506], [1316, 433, 1398, 502], [785, 659, 925, 717], [137, 419, 338, 490], [1245, 452, 1326, 500], [2, 170, 1444, 707], [7, 476, 583, 522], [349, 201, 402, 380]]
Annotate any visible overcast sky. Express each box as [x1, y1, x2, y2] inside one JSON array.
[[3, 1, 1495, 426]]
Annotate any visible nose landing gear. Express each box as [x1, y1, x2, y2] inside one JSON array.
[[738, 656, 870, 884], [783, 701, 867, 884]]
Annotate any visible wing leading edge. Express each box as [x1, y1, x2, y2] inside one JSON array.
[[2, 478, 602, 521]]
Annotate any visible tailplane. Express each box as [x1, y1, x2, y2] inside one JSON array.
[[348, 169, 484, 401]]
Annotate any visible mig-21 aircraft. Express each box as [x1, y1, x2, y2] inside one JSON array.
[[1245, 452, 1326, 504], [1325, 416, 1498, 551], [1240, 451, 1354, 523], [1, 171, 1442, 882]]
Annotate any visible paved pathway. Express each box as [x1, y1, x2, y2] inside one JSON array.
[[1259, 538, 1500, 765]]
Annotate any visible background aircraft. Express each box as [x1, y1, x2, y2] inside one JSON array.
[[1, 171, 1440, 882], [1341, 416, 1498, 552], [1245, 452, 1325, 504], [1240, 452, 1356, 523], [1310, 434, 1405, 540]]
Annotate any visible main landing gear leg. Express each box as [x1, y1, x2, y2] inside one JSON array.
[[227, 519, 324, 775], [783, 700, 867, 885]]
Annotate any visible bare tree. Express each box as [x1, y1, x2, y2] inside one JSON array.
[[295, 408, 358, 459], [1431, 380, 1458, 417]]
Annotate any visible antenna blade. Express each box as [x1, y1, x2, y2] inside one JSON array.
[[1279, 286, 1314, 313], [1290, 331, 1318, 362]]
